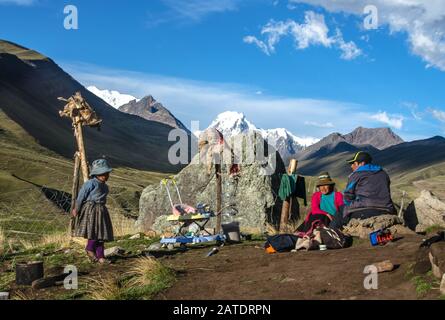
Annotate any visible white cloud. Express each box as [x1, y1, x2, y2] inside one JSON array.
[[304, 121, 334, 128], [402, 102, 423, 121], [428, 108, 445, 123], [0, 0, 35, 5], [162, 0, 239, 20], [244, 11, 362, 60], [290, 0, 445, 71], [243, 36, 271, 55], [148, 0, 240, 26], [63, 62, 377, 138], [371, 111, 404, 129]]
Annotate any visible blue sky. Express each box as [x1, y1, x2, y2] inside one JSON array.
[[1, 0, 445, 141]]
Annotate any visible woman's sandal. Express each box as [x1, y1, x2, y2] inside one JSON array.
[[86, 251, 98, 263], [98, 258, 111, 265]]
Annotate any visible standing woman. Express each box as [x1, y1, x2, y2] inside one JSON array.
[[295, 172, 344, 237], [72, 159, 114, 264]]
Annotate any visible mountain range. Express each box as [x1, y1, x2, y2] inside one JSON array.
[[0, 40, 185, 172], [87, 86, 139, 109], [88, 87, 190, 133], [202, 111, 319, 164], [1, 39, 444, 184]]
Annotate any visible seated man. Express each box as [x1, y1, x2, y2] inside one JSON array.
[[296, 172, 344, 237], [330, 151, 396, 229]]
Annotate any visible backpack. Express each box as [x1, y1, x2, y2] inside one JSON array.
[[317, 226, 352, 249], [264, 234, 299, 253]]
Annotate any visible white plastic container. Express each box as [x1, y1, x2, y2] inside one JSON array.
[[0, 292, 9, 300]]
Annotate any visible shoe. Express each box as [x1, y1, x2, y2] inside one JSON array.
[[86, 250, 98, 263], [98, 258, 111, 265]]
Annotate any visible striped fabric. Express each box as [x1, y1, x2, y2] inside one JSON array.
[[72, 201, 114, 241]]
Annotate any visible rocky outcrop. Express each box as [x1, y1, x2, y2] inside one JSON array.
[[404, 190, 445, 232], [119, 96, 190, 133], [429, 242, 445, 279], [137, 133, 294, 234], [343, 214, 415, 239]]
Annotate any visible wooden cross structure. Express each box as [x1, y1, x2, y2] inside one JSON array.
[[280, 159, 298, 232], [58, 91, 102, 217]]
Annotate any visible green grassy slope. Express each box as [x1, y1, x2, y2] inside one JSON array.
[[0, 109, 167, 242], [0, 39, 188, 173]]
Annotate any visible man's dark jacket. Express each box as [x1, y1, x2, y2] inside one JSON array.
[[343, 164, 395, 216]]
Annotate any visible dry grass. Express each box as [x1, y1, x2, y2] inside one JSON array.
[[41, 231, 72, 248], [11, 290, 35, 300], [0, 227, 5, 255], [18, 229, 72, 251], [265, 223, 279, 235], [112, 214, 137, 238], [84, 275, 124, 300], [124, 257, 165, 287], [265, 219, 303, 235], [84, 257, 175, 300]]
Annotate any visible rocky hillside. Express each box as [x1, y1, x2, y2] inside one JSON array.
[[0, 40, 185, 172], [119, 95, 190, 133], [297, 127, 403, 161], [297, 136, 445, 178], [343, 127, 404, 150]]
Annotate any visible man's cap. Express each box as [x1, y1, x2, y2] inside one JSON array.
[[347, 151, 372, 164]]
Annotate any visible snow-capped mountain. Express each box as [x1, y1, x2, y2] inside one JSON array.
[[87, 86, 139, 108], [203, 111, 319, 163], [208, 111, 257, 136]]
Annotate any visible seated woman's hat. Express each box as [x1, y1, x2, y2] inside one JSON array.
[[316, 172, 335, 187]]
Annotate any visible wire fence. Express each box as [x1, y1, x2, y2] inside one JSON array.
[[0, 171, 140, 257]]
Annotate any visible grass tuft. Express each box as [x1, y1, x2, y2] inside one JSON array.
[[84, 275, 125, 300], [83, 257, 175, 300]]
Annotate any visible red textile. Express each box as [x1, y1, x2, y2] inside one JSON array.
[[305, 191, 344, 222]]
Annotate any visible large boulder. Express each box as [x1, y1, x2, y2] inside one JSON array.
[[342, 214, 415, 239], [404, 190, 445, 232], [429, 242, 445, 279], [136, 133, 296, 234]]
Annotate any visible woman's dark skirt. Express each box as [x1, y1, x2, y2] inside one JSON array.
[[295, 213, 331, 237], [73, 201, 114, 241]]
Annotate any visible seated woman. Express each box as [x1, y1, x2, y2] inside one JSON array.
[[295, 172, 344, 237]]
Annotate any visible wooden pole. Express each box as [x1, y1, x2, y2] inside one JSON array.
[[215, 163, 222, 234], [69, 152, 81, 234], [74, 123, 89, 183], [280, 159, 298, 232]]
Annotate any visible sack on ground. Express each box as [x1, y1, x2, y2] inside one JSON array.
[[264, 234, 299, 253], [317, 226, 352, 249]]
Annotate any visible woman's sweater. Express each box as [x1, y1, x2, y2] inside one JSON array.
[[75, 178, 109, 211]]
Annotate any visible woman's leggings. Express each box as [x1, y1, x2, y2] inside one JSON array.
[[86, 240, 105, 259]]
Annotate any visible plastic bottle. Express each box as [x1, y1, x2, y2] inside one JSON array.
[[206, 247, 219, 257]]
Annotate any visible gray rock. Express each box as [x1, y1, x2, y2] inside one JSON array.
[[129, 233, 141, 240], [104, 246, 124, 257], [147, 243, 162, 251], [429, 242, 445, 279], [137, 133, 289, 234], [441, 274, 445, 295], [343, 214, 412, 239], [404, 190, 445, 231]]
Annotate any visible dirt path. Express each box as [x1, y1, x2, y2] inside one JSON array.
[[156, 234, 435, 300]]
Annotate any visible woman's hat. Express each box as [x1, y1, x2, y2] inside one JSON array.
[[316, 172, 335, 187], [89, 159, 112, 177]]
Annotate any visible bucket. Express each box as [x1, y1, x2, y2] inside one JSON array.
[[221, 222, 241, 243], [16, 261, 44, 286]]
